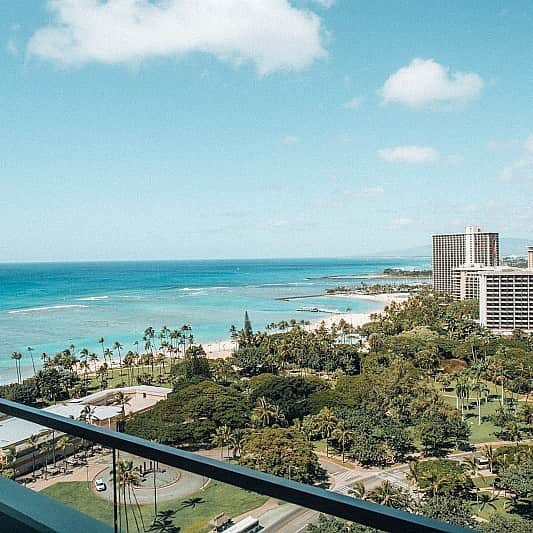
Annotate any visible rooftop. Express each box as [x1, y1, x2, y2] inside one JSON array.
[[0, 385, 172, 449]]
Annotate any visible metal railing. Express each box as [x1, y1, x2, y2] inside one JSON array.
[[0, 398, 471, 533]]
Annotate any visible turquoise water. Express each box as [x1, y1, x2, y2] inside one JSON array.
[[0, 257, 429, 383]]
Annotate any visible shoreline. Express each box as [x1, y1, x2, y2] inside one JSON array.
[[0, 292, 408, 386], [305, 292, 406, 331]]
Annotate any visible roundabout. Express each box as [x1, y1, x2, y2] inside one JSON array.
[[92, 452, 206, 503]]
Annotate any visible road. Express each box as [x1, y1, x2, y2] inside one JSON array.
[[259, 450, 478, 532]]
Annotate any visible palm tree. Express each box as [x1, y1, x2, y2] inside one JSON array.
[[57, 435, 71, 473], [491, 349, 510, 404], [97, 364, 108, 390], [113, 391, 132, 419], [89, 351, 99, 373], [368, 480, 411, 510], [463, 455, 479, 480], [482, 445, 495, 474], [228, 430, 245, 460], [251, 397, 276, 428], [350, 481, 368, 500], [98, 337, 106, 363], [332, 422, 352, 463], [124, 467, 145, 533], [455, 378, 470, 420], [317, 407, 337, 457], [11, 352, 22, 384], [27, 346, 37, 376], [116, 459, 145, 533], [476, 493, 498, 514], [27, 434, 39, 479], [104, 348, 113, 368], [123, 351, 136, 385], [113, 342, 124, 376], [0, 447, 17, 479], [211, 425, 230, 460], [79, 351, 90, 393], [40, 440, 51, 480], [406, 460, 421, 503]]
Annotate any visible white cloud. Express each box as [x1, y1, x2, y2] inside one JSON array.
[[381, 58, 484, 108], [500, 134, 533, 180], [343, 96, 361, 110], [378, 145, 439, 163], [27, 0, 327, 75], [282, 135, 300, 145]]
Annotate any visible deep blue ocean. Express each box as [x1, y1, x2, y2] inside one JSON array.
[[0, 257, 430, 383]]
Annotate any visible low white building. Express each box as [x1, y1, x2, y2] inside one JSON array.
[[0, 385, 171, 475]]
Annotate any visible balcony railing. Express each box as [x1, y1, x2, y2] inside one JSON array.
[[0, 398, 471, 533]]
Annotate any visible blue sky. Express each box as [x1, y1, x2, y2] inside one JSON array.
[[1, 1, 532, 262]]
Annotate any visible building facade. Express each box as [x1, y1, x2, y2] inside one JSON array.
[[452, 266, 484, 300], [432, 226, 499, 296], [479, 267, 533, 333]]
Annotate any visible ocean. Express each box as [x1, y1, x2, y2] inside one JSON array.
[[0, 257, 430, 383]]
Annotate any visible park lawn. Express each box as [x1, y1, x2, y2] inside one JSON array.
[[42, 480, 267, 533], [470, 496, 509, 520], [42, 482, 114, 525], [87, 365, 174, 391], [314, 439, 327, 454], [473, 474, 496, 488], [441, 394, 500, 444]]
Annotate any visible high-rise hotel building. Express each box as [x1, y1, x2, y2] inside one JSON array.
[[432, 226, 499, 295], [479, 253, 533, 333]]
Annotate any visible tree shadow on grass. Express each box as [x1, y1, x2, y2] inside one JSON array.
[[148, 509, 180, 533], [178, 496, 206, 511]]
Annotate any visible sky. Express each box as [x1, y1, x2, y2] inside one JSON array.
[[1, 0, 532, 262]]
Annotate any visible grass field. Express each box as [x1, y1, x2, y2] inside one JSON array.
[[473, 474, 496, 489], [470, 496, 510, 520], [441, 393, 502, 444], [87, 364, 174, 391], [42, 480, 267, 533]]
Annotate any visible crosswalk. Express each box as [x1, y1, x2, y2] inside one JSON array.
[[376, 470, 409, 489], [331, 467, 410, 494], [332, 469, 365, 486]]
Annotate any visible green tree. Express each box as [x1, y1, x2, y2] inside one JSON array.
[[481, 513, 533, 533], [317, 407, 337, 458], [27, 434, 39, 479], [113, 391, 132, 419], [413, 460, 473, 497], [416, 496, 475, 528], [211, 424, 231, 460], [11, 352, 23, 384], [367, 480, 412, 510], [239, 428, 327, 485], [306, 515, 379, 532], [243, 311, 253, 337], [332, 422, 352, 463], [495, 459, 533, 504]]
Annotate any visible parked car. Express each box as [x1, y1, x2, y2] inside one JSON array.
[[94, 478, 106, 492]]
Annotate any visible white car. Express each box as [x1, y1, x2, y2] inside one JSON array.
[[94, 478, 106, 492]]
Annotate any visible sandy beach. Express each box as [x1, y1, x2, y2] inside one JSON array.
[[1, 292, 410, 386], [306, 292, 408, 332]]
